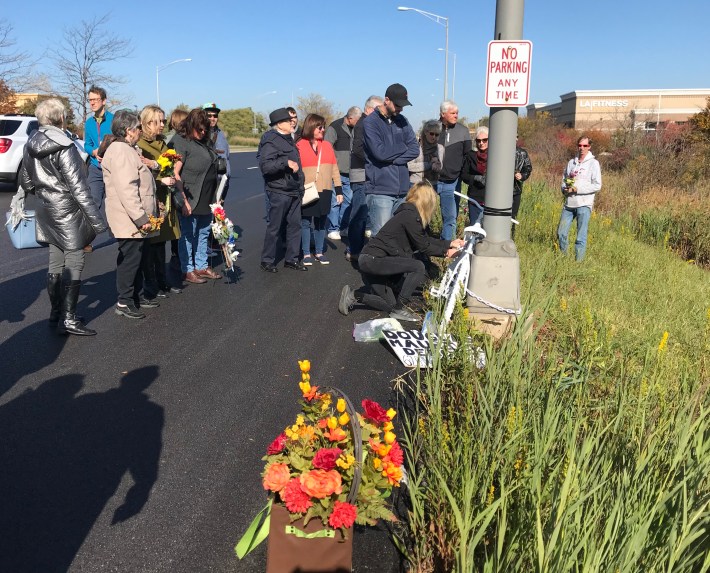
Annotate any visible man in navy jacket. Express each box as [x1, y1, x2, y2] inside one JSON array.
[[258, 108, 306, 273], [363, 83, 419, 236]]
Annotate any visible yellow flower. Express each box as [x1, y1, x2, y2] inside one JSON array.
[[386, 408, 397, 420], [372, 458, 382, 470], [298, 360, 311, 373], [320, 395, 332, 412], [336, 398, 346, 413], [301, 372, 310, 382], [327, 416, 338, 430], [383, 421, 394, 432], [295, 415, 304, 427], [156, 156, 171, 170], [299, 380, 311, 395], [384, 431, 396, 444], [298, 425, 315, 441], [336, 454, 355, 470], [338, 412, 350, 426], [486, 484, 495, 506], [657, 331, 669, 354], [560, 297, 567, 312]]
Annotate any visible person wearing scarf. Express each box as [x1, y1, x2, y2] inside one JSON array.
[[461, 126, 489, 225]]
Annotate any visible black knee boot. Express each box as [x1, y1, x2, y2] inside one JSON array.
[[47, 273, 62, 326], [58, 280, 96, 336]]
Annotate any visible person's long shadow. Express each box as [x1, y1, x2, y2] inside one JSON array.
[[0, 267, 45, 324], [0, 270, 116, 399], [0, 367, 164, 573]]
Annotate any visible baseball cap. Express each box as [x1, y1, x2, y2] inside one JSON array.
[[385, 83, 412, 107], [202, 102, 221, 113]]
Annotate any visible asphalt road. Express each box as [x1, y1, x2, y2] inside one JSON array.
[[0, 152, 406, 572]]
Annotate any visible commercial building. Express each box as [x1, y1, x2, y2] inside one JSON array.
[[526, 89, 710, 131]]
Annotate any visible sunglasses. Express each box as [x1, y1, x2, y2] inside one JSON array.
[[207, 113, 219, 118], [578, 144, 590, 148], [475, 138, 488, 143], [427, 132, 440, 137]]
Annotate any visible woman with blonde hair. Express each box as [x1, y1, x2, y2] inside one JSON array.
[[338, 181, 464, 322], [137, 104, 182, 299]]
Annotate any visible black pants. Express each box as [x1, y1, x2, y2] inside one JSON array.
[[357, 253, 426, 312], [261, 192, 301, 265], [116, 238, 145, 306], [141, 241, 168, 298]]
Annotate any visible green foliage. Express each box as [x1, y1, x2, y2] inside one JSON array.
[[397, 183, 710, 572], [219, 107, 267, 138], [18, 94, 78, 133]]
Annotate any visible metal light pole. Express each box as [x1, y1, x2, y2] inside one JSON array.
[[466, 0, 525, 333], [398, 6, 449, 101], [438, 48, 457, 100], [156, 58, 192, 106]]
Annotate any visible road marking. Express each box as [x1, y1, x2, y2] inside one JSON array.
[[247, 166, 258, 170]]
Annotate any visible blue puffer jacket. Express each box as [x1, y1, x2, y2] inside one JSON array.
[[363, 109, 419, 197], [257, 129, 304, 196]]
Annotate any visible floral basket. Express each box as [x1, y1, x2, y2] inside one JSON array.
[[236, 360, 403, 573]]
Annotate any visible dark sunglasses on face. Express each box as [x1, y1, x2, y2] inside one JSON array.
[[207, 113, 218, 118], [578, 144, 590, 148], [475, 138, 488, 143], [427, 132, 439, 137]]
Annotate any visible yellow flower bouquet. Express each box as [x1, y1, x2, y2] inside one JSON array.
[[236, 360, 404, 566]]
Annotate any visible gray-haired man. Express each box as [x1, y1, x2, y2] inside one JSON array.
[[325, 106, 362, 239]]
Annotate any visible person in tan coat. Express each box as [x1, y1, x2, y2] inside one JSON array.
[[296, 114, 342, 265], [101, 110, 158, 319]]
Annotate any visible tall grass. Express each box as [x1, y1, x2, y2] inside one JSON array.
[[395, 182, 710, 572]]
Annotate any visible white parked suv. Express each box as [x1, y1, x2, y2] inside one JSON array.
[[0, 113, 88, 189], [0, 114, 39, 188]]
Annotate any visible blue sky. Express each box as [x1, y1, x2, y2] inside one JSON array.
[[5, 0, 710, 127]]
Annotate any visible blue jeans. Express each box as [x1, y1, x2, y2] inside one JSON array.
[[301, 215, 327, 256], [347, 182, 368, 255], [469, 200, 484, 226], [366, 193, 406, 237], [87, 163, 107, 225], [327, 174, 352, 232], [178, 212, 212, 273], [436, 178, 459, 241], [557, 206, 591, 261]]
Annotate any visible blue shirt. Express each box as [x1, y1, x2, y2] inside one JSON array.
[[84, 110, 114, 169]]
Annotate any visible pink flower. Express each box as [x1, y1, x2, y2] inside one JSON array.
[[266, 432, 287, 455], [280, 478, 313, 514], [312, 447, 343, 471], [362, 399, 389, 424], [328, 501, 357, 529]]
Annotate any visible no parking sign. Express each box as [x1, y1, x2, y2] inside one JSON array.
[[485, 40, 532, 107]]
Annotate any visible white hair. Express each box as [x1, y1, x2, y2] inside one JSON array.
[[440, 100, 458, 115], [35, 98, 66, 127], [364, 95, 383, 112]]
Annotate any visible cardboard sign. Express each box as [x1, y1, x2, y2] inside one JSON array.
[[382, 329, 457, 368]]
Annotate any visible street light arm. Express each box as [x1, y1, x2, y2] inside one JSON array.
[[157, 58, 192, 73], [398, 6, 448, 26]]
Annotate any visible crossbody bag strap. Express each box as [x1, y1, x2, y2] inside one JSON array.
[[315, 145, 322, 180]]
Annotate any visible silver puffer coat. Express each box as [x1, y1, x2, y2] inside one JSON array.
[[19, 125, 107, 250]]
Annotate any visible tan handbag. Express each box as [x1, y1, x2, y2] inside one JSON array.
[[301, 146, 321, 206]]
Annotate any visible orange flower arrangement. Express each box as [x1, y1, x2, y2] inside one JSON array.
[[258, 360, 404, 537]]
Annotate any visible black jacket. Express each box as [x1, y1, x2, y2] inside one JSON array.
[[438, 122, 472, 182], [257, 129, 304, 196], [363, 203, 450, 259], [514, 147, 532, 195], [19, 126, 106, 250], [349, 114, 367, 184], [461, 150, 486, 204]]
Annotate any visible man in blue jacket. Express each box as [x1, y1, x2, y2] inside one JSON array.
[[258, 108, 306, 273], [363, 83, 419, 236], [83, 85, 113, 230]]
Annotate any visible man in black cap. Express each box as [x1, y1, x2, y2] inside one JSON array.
[[258, 108, 307, 272], [362, 83, 419, 236]]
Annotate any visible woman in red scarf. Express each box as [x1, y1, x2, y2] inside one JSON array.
[[461, 126, 488, 224]]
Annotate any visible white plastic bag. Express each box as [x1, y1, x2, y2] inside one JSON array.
[[353, 318, 403, 342]]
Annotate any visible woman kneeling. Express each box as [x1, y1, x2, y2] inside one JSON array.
[[338, 182, 463, 322]]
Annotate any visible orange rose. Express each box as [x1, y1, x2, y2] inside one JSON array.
[[299, 469, 342, 499], [263, 463, 291, 492]]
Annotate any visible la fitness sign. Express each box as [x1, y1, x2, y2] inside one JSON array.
[[485, 40, 532, 107], [580, 100, 629, 109]]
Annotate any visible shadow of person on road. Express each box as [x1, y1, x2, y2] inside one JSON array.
[[0, 270, 116, 399], [0, 267, 45, 324], [0, 367, 164, 573]]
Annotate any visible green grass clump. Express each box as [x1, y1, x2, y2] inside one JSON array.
[[395, 180, 710, 572]]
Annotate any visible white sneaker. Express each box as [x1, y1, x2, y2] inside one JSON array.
[[327, 231, 341, 240]]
